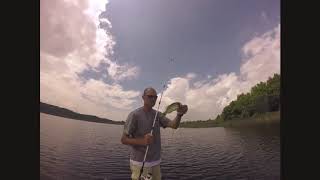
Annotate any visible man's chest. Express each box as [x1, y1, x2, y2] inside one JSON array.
[[135, 113, 160, 135]]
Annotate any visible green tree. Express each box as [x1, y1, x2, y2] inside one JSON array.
[[218, 73, 280, 121]]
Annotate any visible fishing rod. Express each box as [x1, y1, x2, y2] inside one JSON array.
[[138, 82, 166, 180], [138, 57, 179, 180]]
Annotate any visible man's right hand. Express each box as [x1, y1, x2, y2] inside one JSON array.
[[142, 133, 153, 145]]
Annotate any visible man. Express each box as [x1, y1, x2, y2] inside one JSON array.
[[121, 87, 188, 180]]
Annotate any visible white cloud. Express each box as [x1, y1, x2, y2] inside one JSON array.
[[80, 79, 140, 109], [241, 24, 280, 83], [40, 55, 141, 121], [40, 0, 140, 121], [186, 73, 197, 79], [158, 24, 280, 121], [105, 59, 140, 81]]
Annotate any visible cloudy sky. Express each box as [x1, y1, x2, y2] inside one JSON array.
[[40, 0, 280, 122]]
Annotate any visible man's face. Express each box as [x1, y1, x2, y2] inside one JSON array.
[[143, 89, 158, 108]]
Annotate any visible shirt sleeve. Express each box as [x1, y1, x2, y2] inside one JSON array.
[[158, 112, 171, 128], [123, 111, 137, 137]]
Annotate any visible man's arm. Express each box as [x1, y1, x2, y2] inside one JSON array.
[[166, 113, 183, 129]]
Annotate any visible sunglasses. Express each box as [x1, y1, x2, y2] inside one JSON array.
[[146, 95, 158, 99]]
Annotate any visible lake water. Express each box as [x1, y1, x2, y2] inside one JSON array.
[[40, 113, 280, 180]]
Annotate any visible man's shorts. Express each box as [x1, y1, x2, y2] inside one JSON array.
[[130, 162, 161, 180]]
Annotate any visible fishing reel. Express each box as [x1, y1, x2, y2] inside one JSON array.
[[140, 173, 152, 180]]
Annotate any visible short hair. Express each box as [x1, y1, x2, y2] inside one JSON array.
[[143, 87, 156, 96]]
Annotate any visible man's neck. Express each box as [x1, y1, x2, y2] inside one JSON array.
[[143, 106, 152, 112]]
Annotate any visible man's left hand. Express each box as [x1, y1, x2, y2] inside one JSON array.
[[177, 104, 188, 116]]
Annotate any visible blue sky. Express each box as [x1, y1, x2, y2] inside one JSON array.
[[40, 0, 280, 121]]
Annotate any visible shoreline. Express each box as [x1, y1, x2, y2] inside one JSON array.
[[179, 111, 280, 128], [40, 109, 280, 129]]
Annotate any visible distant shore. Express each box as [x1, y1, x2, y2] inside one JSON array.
[[40, 102, 125, 125], [40, 102, 280, 128], [179, 111, 280, 128]]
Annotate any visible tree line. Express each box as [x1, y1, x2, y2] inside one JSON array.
[[215, 73, 280, 122]]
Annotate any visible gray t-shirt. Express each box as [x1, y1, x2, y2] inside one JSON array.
[[123, 107, 171, 162]]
